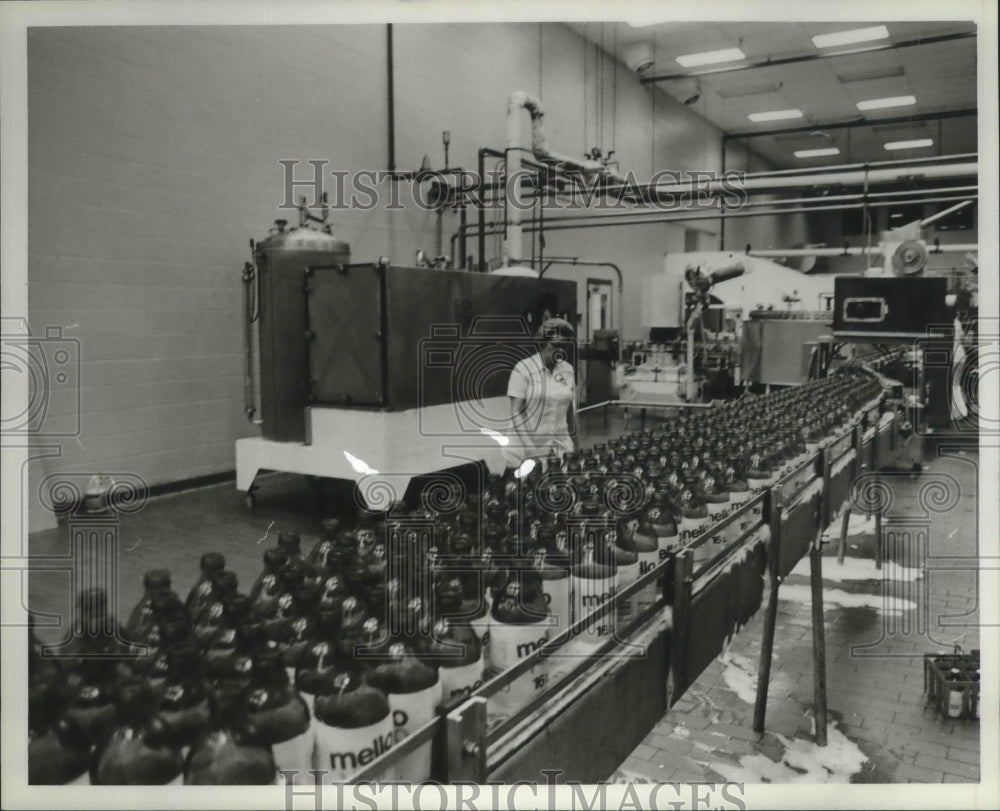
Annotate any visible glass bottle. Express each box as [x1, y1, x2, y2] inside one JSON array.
[[312, 668, 393, 782], [294, 609, 343, 708], [278, 530, 305, 565], [426, 576, 484, 704], [157, 643, 211, 755], [185, 552, 226, 619], [247, 548, 288, 609], [91, 680, 184, 785], [191, 570, 239, 647], [184, 683, 277, 785], [124, 569, 173, 642], [64, 658, 120, 752], [28, 679, 90, 785], [364, 642, 440, 782], [244, 647, 312, 785], [488, 566, 551, 716]]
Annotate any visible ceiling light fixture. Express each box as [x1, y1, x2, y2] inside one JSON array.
[[748, 109, 803, 122], [856, 95, 916, 110], [794, 147, 841, 158], [884, 138, 934, 150], [812, 25, 890, 49], [676, 47, 746, 68]]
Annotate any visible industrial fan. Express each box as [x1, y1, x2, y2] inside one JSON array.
[[745, 199, 977, 278]]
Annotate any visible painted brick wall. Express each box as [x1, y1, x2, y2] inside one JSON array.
[[27, 23, 810, 495]]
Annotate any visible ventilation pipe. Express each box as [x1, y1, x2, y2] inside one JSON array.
[[500, 92, 627, 274], [500, 92, 545, 274]]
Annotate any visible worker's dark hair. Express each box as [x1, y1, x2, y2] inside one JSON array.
[[535, 317, 575, 344]]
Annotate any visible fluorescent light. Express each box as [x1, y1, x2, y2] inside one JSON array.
[[812, 25, 889, 49], [748, 109, 803, 122], [794, 147, 841, 158], [857, 95, 916, 111], [676, 47, 746, 68], [884, 138, 934, 151]]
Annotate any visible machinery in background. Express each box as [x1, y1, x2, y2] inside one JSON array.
[[742, 309, 834, 388], [682, 259, 745, 400], [239, 206, 576, 508], [578, 329, 620, 404]]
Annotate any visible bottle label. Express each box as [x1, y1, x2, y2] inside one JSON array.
[[679, 516, 706, 541], [658, 534, 681, 558], [707, 499, 730, 517], [488, 619, 549, 670], [947, 686, 965, 718], [387, 683, 440, 782], [272, 728, 316, 781], [542, 577, 571, 633], [570, 574, 617, 641], [313, 715, 394, 782], [439, 658, 486, 702], [487, 619, 550, 717], [615, 561, 640, 625], [635, 551, 660, 614]]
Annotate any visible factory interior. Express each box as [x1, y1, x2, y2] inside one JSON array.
[[5, 8, 997, 805]]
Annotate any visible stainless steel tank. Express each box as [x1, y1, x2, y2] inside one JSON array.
[[246, 219, 350, 442]]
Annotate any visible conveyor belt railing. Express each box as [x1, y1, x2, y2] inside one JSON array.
[[344, 392, 912, 783]]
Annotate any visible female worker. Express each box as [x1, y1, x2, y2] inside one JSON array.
[[505, 318, 577, 474]]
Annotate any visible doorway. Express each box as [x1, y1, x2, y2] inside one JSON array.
[[586, 278, 613, 340]]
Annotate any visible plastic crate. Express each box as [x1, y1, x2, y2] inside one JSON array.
[[924, 650, 980, 720]]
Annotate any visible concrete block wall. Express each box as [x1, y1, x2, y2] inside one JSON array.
[[27, 22, 812, 497]]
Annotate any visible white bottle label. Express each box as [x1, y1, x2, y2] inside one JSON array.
[[947, 686, 964, 718], [570, 574, 617, 644], [439, 658, 486, 703], [488, 618, 550, 716], [66, 771, 90, 785], [707, 499, 730, 517], [387, 682, 440, 783], [166, 774, 184, 786], [542, 576, 571, 634], [635, 550, 659, 613], [272, 728, 315, 783], [616, 561, 640, 625], [679, 516, 707, 542], [312, 715, 395, 782]]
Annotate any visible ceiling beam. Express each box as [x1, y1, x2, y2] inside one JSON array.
[[725, 108, 978, 141], [639, 31, 976, 84]]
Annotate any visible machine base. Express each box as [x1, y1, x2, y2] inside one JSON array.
[[236, 399, 512, 509]]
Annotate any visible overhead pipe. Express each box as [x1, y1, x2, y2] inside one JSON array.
[[503, 91, 635, 268], [461, 178, 979, 230], [503, 93, 539, 267], [459, 194, 975, 237], [746, 242, 979, 259], [586, 160, 978, 201]]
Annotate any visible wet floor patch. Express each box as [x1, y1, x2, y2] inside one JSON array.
[[703, 720, 868, 783]]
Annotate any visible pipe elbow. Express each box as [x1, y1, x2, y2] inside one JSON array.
[[508, 91, 544, 118]]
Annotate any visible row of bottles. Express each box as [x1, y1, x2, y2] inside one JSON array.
[[29, 368, 885, 784]]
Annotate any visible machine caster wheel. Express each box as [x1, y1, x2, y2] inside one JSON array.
[[244, 491, 257, 510]]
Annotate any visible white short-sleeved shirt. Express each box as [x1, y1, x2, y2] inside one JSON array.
[[504, 352, 575, 467]]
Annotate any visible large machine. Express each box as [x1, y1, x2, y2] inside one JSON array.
[[238, 210, 576, 508]]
